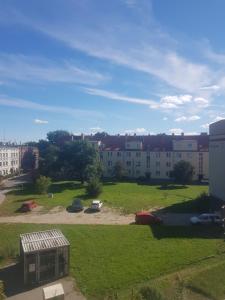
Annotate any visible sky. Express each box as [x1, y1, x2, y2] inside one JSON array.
[[0, 0, 225, 142]]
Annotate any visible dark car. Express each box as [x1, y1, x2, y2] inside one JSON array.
[[19, 200, 37, 212], [135, 211, 162, 225], [70, 198, 84, 212]]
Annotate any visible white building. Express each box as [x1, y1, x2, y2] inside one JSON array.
[[73, 133, 209, 181], [209, 119, 225, 202], [0, 146, 20, 176]]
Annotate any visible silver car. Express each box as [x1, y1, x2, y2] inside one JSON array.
[[190, 213, 222, 225]]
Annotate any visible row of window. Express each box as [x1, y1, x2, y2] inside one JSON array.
[[0, 160, 19, 167], [103, 151, 203, 159], [0, 168, 19, 176], [0, 153, 19, 159]]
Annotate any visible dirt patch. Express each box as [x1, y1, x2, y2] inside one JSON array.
[[0, 206, 135, 225]]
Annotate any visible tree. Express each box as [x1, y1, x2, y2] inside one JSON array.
[[59, 140, 101, 183], [113, 161, 125, 181], [94, 132, 109, 139], [35, 176, 51, 194], [170, 160, 194, 185], [47, 130, 71, 146], [21, 150, 36, 172], [86, 178, 102, 197]]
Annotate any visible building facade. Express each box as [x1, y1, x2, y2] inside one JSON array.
[[209, 119, 225, 202], [74, 133, 209, 181], [0, 146, 20, 176], [0, 144, 39, 177]]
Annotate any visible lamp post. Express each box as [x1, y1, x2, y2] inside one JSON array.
[[221, 205, 225, 240]]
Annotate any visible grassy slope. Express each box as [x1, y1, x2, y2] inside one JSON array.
[[0, 224, 224, 299], [0, 181, 208, 215]]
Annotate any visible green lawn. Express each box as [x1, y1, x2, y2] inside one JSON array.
[[0, 181, 208, 215], [0, 224, 224, 299]]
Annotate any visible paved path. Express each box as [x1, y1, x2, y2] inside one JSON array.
[[7, 277, 85, 300]]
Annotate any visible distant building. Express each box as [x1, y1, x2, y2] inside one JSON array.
[[0, 144, 39, 177], [0, 146, 20, 176], [73, 133, 209, 181], [209, 119, 225, 203]]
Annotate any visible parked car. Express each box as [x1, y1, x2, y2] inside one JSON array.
[[19, 200, 37, 212], [90, 200, 103, 211], [135, 211, 162, 225], [70, 198, 84, 212], [190, 213, 222, 225]]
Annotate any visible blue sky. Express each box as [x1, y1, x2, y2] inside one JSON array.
[[0, 0, 225, 142]]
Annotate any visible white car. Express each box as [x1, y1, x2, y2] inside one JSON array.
[[190, 213, 222, 225], [90, 200, 103, 211]]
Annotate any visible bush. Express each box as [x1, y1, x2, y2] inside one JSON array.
[[0, 281, 5, 300], [137, 286, 164, 300], [35, 176, 51, 194], [86, 178, 102, 197]]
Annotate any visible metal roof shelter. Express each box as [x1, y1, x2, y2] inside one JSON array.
[[20, 229, 70, 285]]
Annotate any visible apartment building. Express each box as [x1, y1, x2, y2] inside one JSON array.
[[74, 133, 209, 180], [209, 119, 225, 202], [0, 146, 20, 176]]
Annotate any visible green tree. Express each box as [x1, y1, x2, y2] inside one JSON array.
[[94, 131, 109, 139], [21, 150, 36, 172], [35, 176, 51, 194], [86, 178, 102, 197], [59, 140, 101, 183], [170, 160, 194, 185], [47, 130, 71, 146], [113, 161, 125, 181]]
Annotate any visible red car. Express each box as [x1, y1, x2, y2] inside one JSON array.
[[19, 200, 37, 212], [135, 211, 162, 225]]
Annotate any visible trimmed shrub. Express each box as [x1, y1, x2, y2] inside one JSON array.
[[35, 176, 51, 194], [86, 178, 102, 197]]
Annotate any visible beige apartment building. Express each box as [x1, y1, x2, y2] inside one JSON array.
[[79, 133, 209, 181], [0, 146, 20, 176], [209, 119, 225, 202]]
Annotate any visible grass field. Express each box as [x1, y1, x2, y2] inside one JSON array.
[[0, 181, 208, 215], [0, 223, 224, 299]]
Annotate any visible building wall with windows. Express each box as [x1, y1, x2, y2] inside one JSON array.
[[92, 134, 209, 180], [0, 146, 20, 176], [209, 120, 225, 202]]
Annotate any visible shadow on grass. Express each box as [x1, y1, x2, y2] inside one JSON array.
[[0, 263, 25, 297], [49, 181, 83, 193], [158, 185, 188, 190], [149, 224, 223, 239], [156, 197, 211, 214]]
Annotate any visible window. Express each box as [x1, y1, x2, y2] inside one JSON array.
[[176, 152, 182, 158], [126, 161, 131, 166], [166, 152, 171, 158], [136, 161, 141, 167], [136, 152, 141, 157], [166, 162, 171, 167], [117, 152, 121, 157], [107, 161, 112, 166], [126, 152, 131, 157], [166, 171, 169, 176]]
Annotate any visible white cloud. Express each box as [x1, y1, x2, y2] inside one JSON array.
[[200, 85, 220, 91], [214, 116, 225, 122], [163, 117, 168, 121], [4, 1, 214, 93], [34, 119, 48, 124], [0, 54, 108, 85], [0, 96, 103, 119], [169, 128, 183, 135], [124, 128, 147, 134], [193, 97, 209, 108], [90, 127, 102, 131], [175, 115, 200, 122], [85, 88, 157, 106], [201, 123, 210, 129]]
